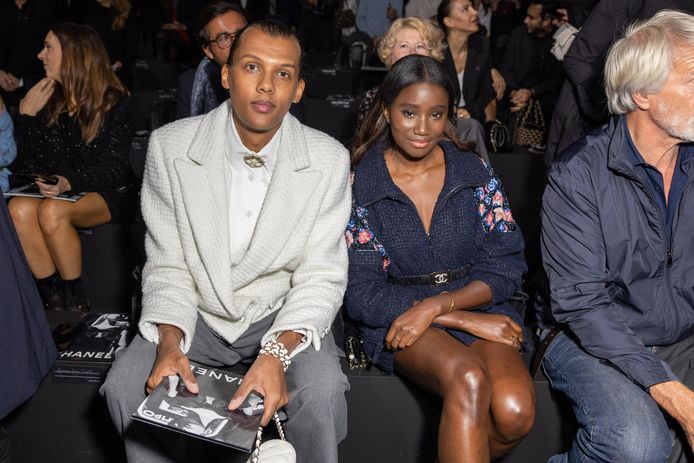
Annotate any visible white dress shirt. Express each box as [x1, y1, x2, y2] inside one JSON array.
[[224, 112, 280, 265]]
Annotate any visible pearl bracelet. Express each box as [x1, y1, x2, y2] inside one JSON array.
[[259, 339, 291, 372]]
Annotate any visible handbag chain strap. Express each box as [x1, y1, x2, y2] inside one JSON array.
[[251, 412, 286, 463]]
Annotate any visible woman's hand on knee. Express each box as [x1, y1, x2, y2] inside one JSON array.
[[459, 313, 523, 349], [386, 298, 446, 350]]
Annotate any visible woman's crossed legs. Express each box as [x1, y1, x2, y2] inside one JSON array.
[[8, 193, 111, 279], [394, 327, 535, 463]]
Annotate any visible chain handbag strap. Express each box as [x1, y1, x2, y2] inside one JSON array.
[[251, 412, 286, 463]]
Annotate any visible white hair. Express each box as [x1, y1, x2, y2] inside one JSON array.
[[604, 9, 694, 115]]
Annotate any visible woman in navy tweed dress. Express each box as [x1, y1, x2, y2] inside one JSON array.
[[345, 55, 534, 462]]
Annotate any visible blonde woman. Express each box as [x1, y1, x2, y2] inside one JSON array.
[[356, 17, 445, 127], [356, 16, 491, 162], [9, 23, 134, 311]]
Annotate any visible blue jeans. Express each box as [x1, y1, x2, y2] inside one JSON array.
[[541, 331, 672, 463]]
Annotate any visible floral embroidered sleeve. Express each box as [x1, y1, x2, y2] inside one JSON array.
[[470, 168, 527, 304], [475, 173, 517, 233], [344, 201, 425, 330], [345, 204, 391, 270]]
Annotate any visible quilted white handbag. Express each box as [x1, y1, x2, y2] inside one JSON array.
[[246, 413, 296, 463]]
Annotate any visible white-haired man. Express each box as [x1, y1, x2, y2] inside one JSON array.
[[538, 10, 694, 463]]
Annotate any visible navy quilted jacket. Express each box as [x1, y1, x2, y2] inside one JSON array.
[[345, 140, 527, 372]]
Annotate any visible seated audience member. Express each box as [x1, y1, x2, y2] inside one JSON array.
[[539, 10, 694, 463], [356, 17, 444, 127], [498, 0, 563, 145], [357, 17, 491, 163], [82, 0, 138, 89], [176, 1, 247, 119], [347, 54, 534, 463], [9, 23, 134, 312], [438, 0, 497, 125], [0, 95, 16, 193], [101, 21, 349, 463], [0, 0, 60, 107], [356, 0, 403, 43]]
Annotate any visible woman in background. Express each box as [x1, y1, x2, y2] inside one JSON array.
[[438, 0, 502, 126], [356, 16, 491, 163], [347, 55, 534, 462], [9, 23, 134, 311], [83, 0, 138, 88], [356, 17, 445, 127]]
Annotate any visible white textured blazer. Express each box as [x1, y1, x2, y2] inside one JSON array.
[[138, 101, 351, 356]]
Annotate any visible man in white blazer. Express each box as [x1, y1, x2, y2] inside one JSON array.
[[102, 21, 351, 463]]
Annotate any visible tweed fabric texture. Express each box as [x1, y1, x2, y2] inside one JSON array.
[[139, 101, 351, 356], [345, 140, 526, 372]]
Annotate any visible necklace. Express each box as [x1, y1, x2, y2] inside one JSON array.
[[243, 154, 265, 168]]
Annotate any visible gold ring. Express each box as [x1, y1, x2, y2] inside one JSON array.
[[394, 335, 402, 343]]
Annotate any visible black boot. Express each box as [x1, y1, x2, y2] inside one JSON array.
[[63, 277, 89, 312], [35, 273, 64, 310]]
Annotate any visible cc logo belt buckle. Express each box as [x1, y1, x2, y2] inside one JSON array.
[[431, 270, 450, 286]]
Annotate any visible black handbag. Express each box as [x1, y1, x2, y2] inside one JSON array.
[[512, 99, 545, 147], [341, 311, 370, 370], [485, 119, 512, 152]]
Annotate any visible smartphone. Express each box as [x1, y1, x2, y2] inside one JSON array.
[[36, 174, 59, 185], [13, 172, 59, 185]]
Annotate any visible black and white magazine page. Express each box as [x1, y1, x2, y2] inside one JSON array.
[[133, 363, 262, 452], [53, 312, 131, 363], [4, 183, 87, 202]]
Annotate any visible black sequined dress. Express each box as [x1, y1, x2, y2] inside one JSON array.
[[13, 94, 135, 223]]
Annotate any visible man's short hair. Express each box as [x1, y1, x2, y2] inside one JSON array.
[[197, 1, 247, 44], [605, 9, 694, 115], [226, 20, 303, 71]]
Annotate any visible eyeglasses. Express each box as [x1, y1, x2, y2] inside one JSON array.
[[207, 32, 237, 49]]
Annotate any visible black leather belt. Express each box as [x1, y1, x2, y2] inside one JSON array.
[[388, 265, 471, 287], [529, 326, 564, 378]]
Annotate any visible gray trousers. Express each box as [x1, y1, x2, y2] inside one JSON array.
[[101, 313, 349, 463]]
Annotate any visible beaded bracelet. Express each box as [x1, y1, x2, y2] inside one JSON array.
[[259, 339, 291, 372]]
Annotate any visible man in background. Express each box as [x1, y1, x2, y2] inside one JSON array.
[[176, 1, 247, 119], [498, 0, 563, 149]]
